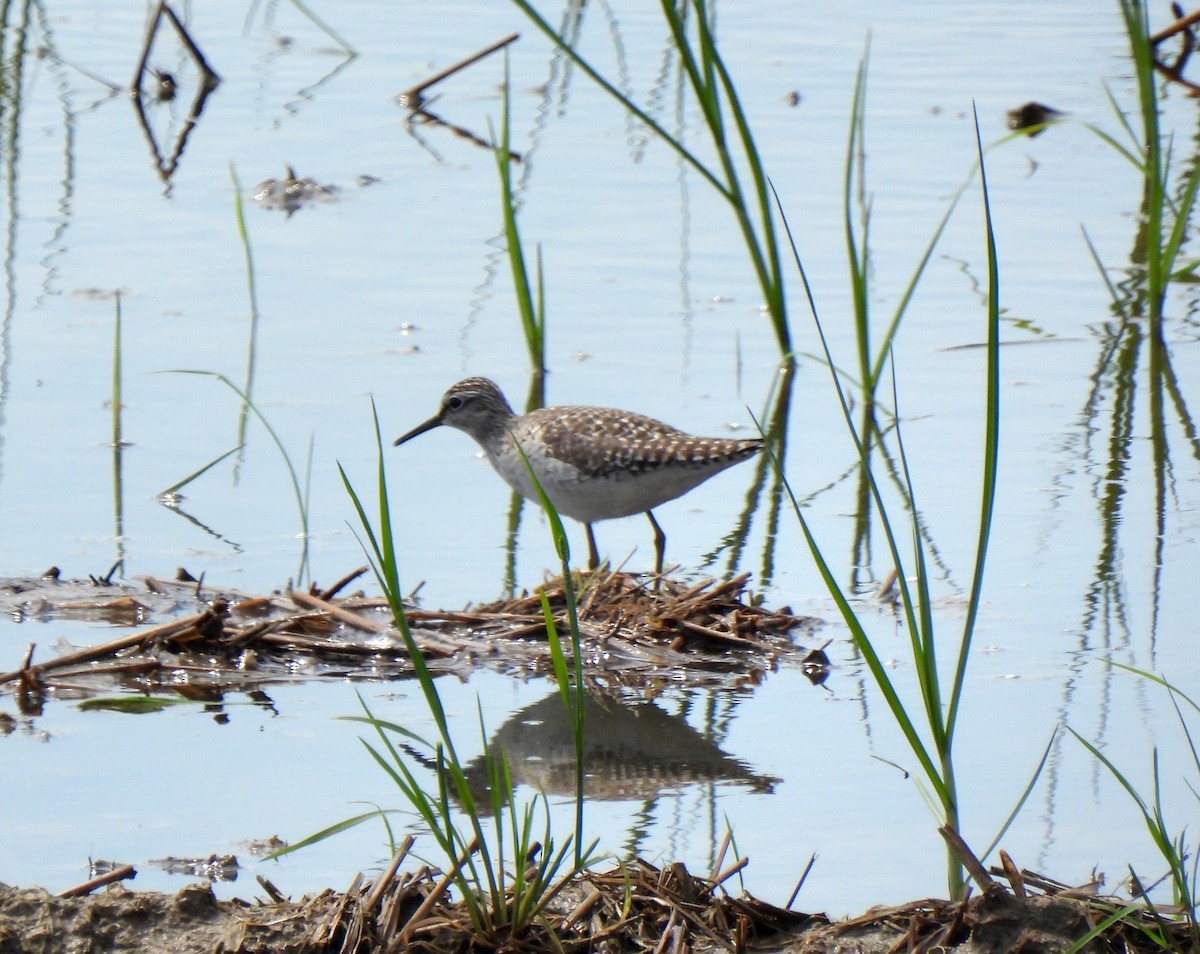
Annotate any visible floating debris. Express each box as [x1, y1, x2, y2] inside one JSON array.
[[149, 68, 177, 102], [250, 166, 339, 214], [148, 854, 239, 882], [1006, 101, 1065, 136]]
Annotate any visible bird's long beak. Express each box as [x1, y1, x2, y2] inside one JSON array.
[[393, 414, 443, 447]]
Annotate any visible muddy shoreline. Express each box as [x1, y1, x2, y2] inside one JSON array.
[[0, 862, 1144, 954]]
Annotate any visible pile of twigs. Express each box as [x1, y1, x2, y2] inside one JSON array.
[[275, 848, 815, 954], [0, 568, 818, 702]]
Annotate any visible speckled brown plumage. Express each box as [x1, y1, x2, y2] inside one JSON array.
[[394, 377, 763, 573], [520, 405, 762, 479]]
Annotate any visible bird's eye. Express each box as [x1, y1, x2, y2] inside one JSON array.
[[447, 396, 464, 410]]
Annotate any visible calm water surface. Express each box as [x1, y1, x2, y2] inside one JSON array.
[[1, 0, 1197, 916]]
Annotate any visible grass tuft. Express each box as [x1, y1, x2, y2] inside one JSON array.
[[279, 401, 599, 941], [1070, 667, 1200, 949]]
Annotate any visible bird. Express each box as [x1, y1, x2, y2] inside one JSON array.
[[393, 377, 762, 574]]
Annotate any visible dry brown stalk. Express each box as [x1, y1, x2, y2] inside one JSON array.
[[290, 590, 388, 633], [939, 824, 994, 891], [397, 33, 520, 107], [709, 857, 749, 892], [674, 618, 757, 650], [362, 836, 416, 915], [311, 873, 362, 947], [317, 566, 369, 601], [58, 864, 136, 898], [561, 882, 603, 931], [0, 610, 212, 685], [397, 839, 478, 947], [653, 907, 680, 954], [1151, 7, 1200, 45], [998, 850, 1026, 898]]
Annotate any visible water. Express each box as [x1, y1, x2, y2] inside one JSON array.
[[1, 0, 1198, 918]]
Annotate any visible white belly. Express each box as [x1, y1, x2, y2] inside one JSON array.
[[484, 439, 729, 523]]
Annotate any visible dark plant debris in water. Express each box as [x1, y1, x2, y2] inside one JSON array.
[[0, 567, 819, 711], [1005, 101, 1065, 136], [250, 166, 340, 214], [0, 852, 1188, 954]]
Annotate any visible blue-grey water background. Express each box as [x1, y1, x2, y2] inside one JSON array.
[[1, 0, 1197, 916]]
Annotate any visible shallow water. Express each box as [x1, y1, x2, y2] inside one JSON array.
[[1, 0, 1198, 917]]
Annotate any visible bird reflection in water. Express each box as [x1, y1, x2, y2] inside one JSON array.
[[460, 692, 777, 808]]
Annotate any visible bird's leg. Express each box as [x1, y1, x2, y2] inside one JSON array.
[[586, 523, 600, 570], [646, 510, 666, 578]]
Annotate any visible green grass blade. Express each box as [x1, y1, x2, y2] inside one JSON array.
[[340, 713, 436, 749], [508, 0, 792, 356], [1120, 0, 1166, 313], [339, 403, 464, 774], [886, 363, 943, 745], [1069, 729, 1167, 853], [663, 2, 718, 131], [1080, 225, 1121, 302], [542, 590, 572, 708], [868, 177, 968, 389], [111, 294, 122, 455], [157, 445, 243, 497], [508, 0, 727, 197], [980, 729, 1057, 860], [845, 47, 872, 390], [1100, 80, 1142, 158], [1162, 161, 1200, 278], [679, 0, 788, 353], [509, 437, 587, 861], [945, 106, 1001, 738], [1064, 900, 1160, 954], [111, 295, 126, 574], [761, 430, 947, 804], [493, 64, 545, 373], [705, 32, 788, 350], [228, 164, 264, 454], [266, 807, 397, 859], [284, 0, 357, 56], [168, 369, 310, 583], [774, 182, 926, 653]]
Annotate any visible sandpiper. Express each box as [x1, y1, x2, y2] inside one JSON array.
[[394, 377, 763, 574]]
